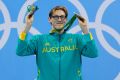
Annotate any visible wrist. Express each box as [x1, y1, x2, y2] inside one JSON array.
[[23, 24, 31, 33], [81, 26, 89, 34]]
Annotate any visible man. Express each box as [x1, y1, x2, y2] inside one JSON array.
[[16, 6, 98, 80]]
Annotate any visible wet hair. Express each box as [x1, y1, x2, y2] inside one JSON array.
[[49, 6, 68, 18]]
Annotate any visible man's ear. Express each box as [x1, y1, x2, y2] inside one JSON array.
[[48, 17, 51, 22], [48, 17, 52, 25], [63, 18, 67, 23], [65, 18, 67, 22]]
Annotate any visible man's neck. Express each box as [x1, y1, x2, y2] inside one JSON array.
[[50, 28, 64, 34], [57, 29, 64, 34]]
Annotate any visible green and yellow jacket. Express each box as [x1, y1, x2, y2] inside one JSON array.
[[16, 31, 98, 80]]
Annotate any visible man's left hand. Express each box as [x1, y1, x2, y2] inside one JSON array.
[[76, 15, 89, 34]]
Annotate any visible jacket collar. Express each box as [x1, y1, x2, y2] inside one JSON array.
[[49, 29, 66, 35]]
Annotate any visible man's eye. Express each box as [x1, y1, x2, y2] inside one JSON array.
[[52, 15, 65, 19], [52, 16, 58, 18], [60, 16, 65, 18]]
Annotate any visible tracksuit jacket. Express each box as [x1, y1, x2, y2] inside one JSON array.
[[16, 31, 98, 80]]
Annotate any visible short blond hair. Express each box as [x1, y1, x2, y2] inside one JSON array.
[[49, 6, 68, 18]]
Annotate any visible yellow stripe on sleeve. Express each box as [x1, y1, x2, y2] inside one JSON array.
[[19, 32, 27, 40]]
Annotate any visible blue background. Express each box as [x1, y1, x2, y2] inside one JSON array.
[[0, 0, 120, 80]]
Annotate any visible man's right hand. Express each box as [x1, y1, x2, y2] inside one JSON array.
[[23, 13, 34, 33]]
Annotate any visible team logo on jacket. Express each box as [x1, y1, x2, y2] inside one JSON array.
[[68, 38, 73, 43], [44, 42, 50, 46], [42, 45, 78, 53]]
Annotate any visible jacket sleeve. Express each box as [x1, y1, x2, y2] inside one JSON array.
[[77, 33, 98, 58], [16, 34, 39, 56]]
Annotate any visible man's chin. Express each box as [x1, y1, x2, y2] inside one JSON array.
[[55, 28, 64, 31], [55, 27, 64, 32], [54, 25, 64, 30]]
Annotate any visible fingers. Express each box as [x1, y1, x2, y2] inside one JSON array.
[[26, 12, 34, 19], [74, 14, 87, 26], [76, 15, 85, 22], [25, 14, 34, 27], [26, 12, 34, 20], [77, 17, 87, 27], [74, 12, 85, 22]]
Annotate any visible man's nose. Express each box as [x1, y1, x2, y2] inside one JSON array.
[[58, 17, 62, 21]]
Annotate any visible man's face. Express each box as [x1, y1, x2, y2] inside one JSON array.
[[49, 10, 67, 31]]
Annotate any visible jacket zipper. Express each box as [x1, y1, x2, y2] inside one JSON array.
[[58, 34, 61, 80]]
